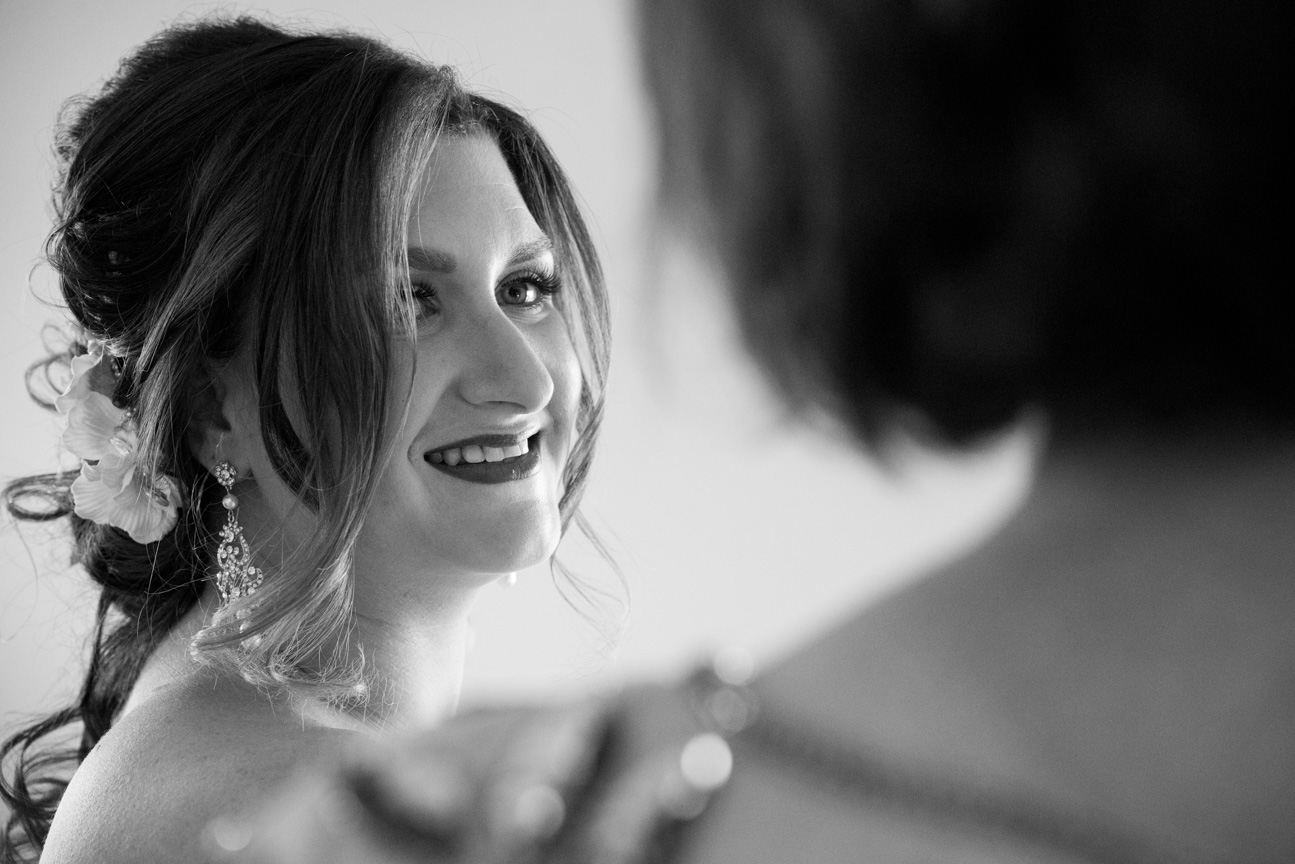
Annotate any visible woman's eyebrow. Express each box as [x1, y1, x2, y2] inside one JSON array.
[[407, 247, 456, 273], [406, 236, 554, 274], [506, 236, 555, 266]]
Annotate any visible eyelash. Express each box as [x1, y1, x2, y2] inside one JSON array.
[[407, 282, 439, 319], [405, 269, 562, 319]]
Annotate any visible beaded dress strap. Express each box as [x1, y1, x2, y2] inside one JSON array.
[[683, 663, 1203, 864]]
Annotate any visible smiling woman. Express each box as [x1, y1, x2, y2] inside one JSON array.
[[358, 135, 583, 594], [0, 16, 608, 864]]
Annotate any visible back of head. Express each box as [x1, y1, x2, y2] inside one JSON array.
[[0, 21, 436, 860], [641, 0, 1290, 446], [36, 14, 439, 692]]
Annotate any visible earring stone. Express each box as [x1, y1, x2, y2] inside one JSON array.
[[213, 460, 263, 603]]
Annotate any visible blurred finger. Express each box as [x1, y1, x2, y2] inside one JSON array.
[[482, 702, 611, 843], [553, 732, 733, 864], [331, 700, 614, 862], [346, 739, 473, 853]]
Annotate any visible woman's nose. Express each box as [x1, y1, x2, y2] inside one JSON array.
[[454, 311, 555, 414]]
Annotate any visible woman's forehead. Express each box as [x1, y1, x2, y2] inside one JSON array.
[[407, 135, 548, 259]]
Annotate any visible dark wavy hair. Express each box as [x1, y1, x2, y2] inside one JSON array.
[[640, 0, 1290, 446], [0, 17, 610, 860]]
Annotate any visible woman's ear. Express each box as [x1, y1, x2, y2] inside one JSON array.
[[186, 364, 254, 476]]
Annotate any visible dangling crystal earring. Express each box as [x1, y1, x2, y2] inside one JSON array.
[[213, 460, 263, 603]]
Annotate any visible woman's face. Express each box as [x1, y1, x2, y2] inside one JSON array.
[[354, 134, 581, 593]]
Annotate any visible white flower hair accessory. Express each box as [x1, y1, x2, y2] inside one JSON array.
[[55, 340, 181, 544]]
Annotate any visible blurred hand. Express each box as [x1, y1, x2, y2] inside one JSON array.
[[204, 700, 611, 864], [205, 683, 733, 864]]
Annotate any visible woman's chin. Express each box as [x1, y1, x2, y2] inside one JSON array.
[[382, 514, 561, 584], [460, 503, 562, 571], [350, 488, 564, 593], [459, 528, 560, 578]]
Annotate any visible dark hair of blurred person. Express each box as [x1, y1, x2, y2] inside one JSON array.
[[645, 0, 1288, 447]]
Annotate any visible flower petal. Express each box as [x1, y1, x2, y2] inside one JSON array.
[[71, 464, 180, 544], [108, 474, 179, 544], [71, 464, 124, 525], [62, 393, 127, 460], [54, 343, 108, 416], [93, 450, 136, 493]]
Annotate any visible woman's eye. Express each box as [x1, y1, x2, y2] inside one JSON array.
[[407, 282, 440, 318], [498, 271, 561, 309], [499, 282, 542, 306]]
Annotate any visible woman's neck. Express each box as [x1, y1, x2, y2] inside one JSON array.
[[126, 575, 481, 733], [346, 586, 478, 730]]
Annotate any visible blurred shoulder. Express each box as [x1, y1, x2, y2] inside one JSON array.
[[41, 671, 358, 864]]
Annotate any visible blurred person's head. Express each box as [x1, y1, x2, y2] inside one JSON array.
[[640, 0, 1288, 448]]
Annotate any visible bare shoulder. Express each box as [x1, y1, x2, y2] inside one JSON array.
[[41, 671, 358, 864]]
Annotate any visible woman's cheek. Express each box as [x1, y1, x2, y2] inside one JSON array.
[[548, 327, 583, 463]]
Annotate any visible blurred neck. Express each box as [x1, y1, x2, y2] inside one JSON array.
[[761, 422, 1295, 853]]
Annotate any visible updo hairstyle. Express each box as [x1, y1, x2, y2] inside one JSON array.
[[1, 17, 609, 860]]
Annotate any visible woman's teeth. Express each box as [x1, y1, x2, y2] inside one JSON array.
[[429, 438, 530, 466]]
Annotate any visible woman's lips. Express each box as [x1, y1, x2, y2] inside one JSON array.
[[424, 432, 542, 485]]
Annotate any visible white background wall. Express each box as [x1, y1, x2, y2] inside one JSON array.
[[0, 0, 1031, 729]]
